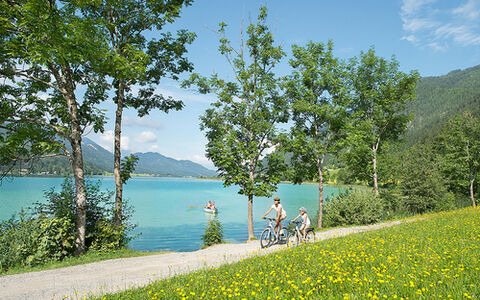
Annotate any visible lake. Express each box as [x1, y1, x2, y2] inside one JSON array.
[[0, 176, 341, 252]]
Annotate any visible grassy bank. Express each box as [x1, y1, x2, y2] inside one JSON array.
[[0, 249, 167, 277], [100, 207, 479, 299]]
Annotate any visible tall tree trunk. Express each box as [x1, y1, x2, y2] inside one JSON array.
[[317, 165, 324, 228], [247, 154, 255, 239], [56, 64, 88, 256], [247, 163, 255, 239], [248, 193, 254, 239], [470, 172, 476, 207], [62, 81, 87, 255], [71, 135, 87, 255], [113, 80, 125, 226], [372, 146, 379, 196]]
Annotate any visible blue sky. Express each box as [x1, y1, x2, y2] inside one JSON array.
[[86, 0, 480, 170]]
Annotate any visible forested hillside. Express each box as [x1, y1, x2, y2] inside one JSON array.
[[406, 65, 480, 144]]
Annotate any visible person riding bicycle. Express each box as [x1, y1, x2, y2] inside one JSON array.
[[291, 207, 310, 239], [262, 197, 287, 236]]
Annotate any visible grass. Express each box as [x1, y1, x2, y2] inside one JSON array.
[[0, 248, 167, 277], [99, 207, 479, 299]]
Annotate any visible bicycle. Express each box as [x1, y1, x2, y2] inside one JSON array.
[[287, 220, 316, 247], [260, 217, 289, 248]]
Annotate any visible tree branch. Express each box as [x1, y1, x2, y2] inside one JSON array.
[[14, 70, 60, 93], [5, 116, 67, 138]]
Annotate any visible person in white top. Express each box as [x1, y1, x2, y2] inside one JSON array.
[[262, 197, 287, 235], [291, 207, 310, 239]]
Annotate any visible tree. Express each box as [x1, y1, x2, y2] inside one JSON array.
[[435, 112, 480, 207], [183, 7, 287, 239], [82, 0, 195, 226], [283, 41, 348, 228], [400, 143, 454, 213], [345, 48, 419, 195], [0, 0, 108, 254]]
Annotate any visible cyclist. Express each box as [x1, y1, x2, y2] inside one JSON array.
[[291, 207, 310, 239], [262, 197, 287, 236]]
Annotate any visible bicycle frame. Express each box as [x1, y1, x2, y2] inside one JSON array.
[[260, 217, 288, 248], [288, 220, 315, 246]]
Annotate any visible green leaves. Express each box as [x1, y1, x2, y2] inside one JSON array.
[[120, 154, 139, 184], [435, 112, 480, 205], [201, 217, 224, 248], [284, 40, 348, 183], [187, 6, 287, 199], [343, 48, 419, 187]]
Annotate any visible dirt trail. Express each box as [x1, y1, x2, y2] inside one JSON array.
[[0, 219, 411, 300]]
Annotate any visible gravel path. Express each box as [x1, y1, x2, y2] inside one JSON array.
[[0, 219, 412, 300]]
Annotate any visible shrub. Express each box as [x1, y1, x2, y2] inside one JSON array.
[[201, 218, 223, 247], [323, 191, 385, 227], [89, 219, 127, 253], [0, 213, 74, 271], [25, 216, 75, 266], [379, 189, 401, 217], [0, 177, 135, 272]]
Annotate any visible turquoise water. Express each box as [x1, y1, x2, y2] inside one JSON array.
[[0, 176, 341, 252]]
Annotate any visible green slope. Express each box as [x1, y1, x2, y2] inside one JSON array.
[[406, 65, 480, 144]]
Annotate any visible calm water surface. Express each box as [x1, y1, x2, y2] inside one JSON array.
[[0, 176, 341, 252]]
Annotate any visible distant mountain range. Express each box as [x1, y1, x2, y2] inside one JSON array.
[[24, 137, 217, 177]]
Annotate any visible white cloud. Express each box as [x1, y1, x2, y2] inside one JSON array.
[[435, 24, 480, 45], [154, 86, 214, 104], [186, 155, 215, 169], [148, 144, 161, 152], [401, 0, 437, 15], [121, 136, 131, 151], [427, 42, 447, 52], [453, 0, 480, 20], [98, 130, 130, 151], [401, 35, 417, 43], [123, 116, 163, 129], [99, 130, 114, 144], [134, 131, 157, 143], [400, 0, 480, 49], [402, 18, 437, 33]]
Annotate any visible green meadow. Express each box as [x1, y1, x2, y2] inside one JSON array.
[[100, 207, 479, 299]]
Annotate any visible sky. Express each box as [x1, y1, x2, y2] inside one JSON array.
[[86, 0, 480, 170]]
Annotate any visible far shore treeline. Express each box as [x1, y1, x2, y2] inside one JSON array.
[[1, 2, 479, 272]]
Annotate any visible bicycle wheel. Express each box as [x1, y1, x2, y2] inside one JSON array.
[[260, 228, 273, 248], [288, 231, 300, 247], [305, 229, 315, 243], [279, 228, 289, 245], [286, 231, 295, 247], [295, 231, 302, 246]]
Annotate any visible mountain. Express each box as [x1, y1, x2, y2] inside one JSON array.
[[16, 137, 217, 177], [133, 152, 217, 177], [82, 138, 115, 173], [406, 65, 480, 144]]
